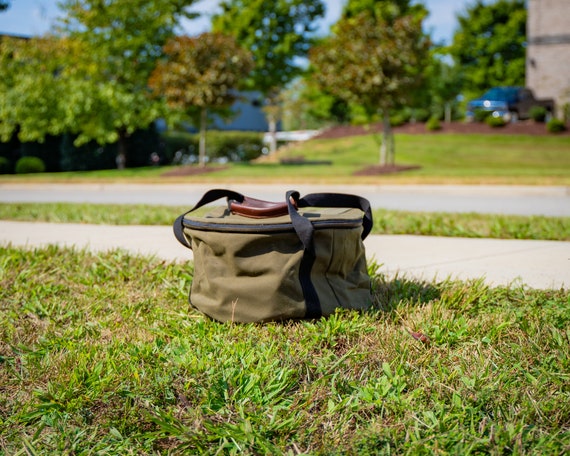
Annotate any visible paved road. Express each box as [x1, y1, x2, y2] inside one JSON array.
[[1, 183, 569, 216]]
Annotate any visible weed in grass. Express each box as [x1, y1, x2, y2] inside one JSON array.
[[1, 245, 569, 454]]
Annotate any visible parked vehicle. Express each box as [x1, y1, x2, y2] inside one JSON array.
[[466, 86, 555, 122]]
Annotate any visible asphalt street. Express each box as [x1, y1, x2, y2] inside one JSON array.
[[1, 182, 569, 216]]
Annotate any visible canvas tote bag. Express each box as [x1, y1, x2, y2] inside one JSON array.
[[173, 189, 373, 323]]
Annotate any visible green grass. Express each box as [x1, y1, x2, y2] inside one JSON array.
[[1, 133, 569, 185], [1, 245, 569, 454], [2, 202, 569, 241]]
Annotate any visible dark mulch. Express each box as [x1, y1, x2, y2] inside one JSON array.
[[315, 120, 570, 140], [161, 166, 229, 177], [353, 164, 422, 176]]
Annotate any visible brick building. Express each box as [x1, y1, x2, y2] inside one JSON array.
[[526, 0, 570, 119]]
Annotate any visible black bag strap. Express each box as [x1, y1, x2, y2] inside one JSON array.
[[173, 189, 245, 249], [174, 188, 373, 251], [286, 190, 373, 252]]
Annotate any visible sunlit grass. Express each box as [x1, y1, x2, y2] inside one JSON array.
[[1, 245, 569, 454], [1, 133, 569, 185]]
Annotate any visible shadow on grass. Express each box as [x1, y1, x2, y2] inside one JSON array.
[[370, 274, 442, 314]]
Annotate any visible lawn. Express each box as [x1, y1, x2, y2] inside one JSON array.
[[1, 133, 569, 185], [1, 245, 569, 454], [2, 131, 569, 453]]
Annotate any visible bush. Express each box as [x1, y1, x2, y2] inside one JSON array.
[[546, 118, 567, 133], [161, 131, 198, 163], [486, 115, 507, 128], [529, 106, 547, 122], [20, 136, 61, 172], [474, 109, 492, 123], [0, 157, 11, 174], [15, 156, 46, 174], [206, 131, 264, 162], [425, 116, 442, 131], [161, 130, 264, 163]]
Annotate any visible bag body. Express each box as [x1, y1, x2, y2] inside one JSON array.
[[174, 189, 373, 323]]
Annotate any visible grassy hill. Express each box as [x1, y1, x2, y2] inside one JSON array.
[[1, 131, 569, 185]]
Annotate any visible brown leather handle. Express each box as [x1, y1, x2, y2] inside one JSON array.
[[230, 196, 295, 218]]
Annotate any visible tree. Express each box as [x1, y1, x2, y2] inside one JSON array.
[[149, 33, 253, 167], [310, 3, 430, 165], [426, 53, 463, 123], [0, 36, 68, 143], [53, 0, 199, 168], [341, 0, 425, 20], [449, 0, 526, 99], [212, 0, 325, 153], [280, 77, 351, 130]]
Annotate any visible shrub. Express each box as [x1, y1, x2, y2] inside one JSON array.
[[529, 106, 547, 122], [389, 113, 408, 127], [474, 109, 491, 122], [425, 116, 442, 131], [161, 130, 264, 163], [206, 131, 264, 162], [411, 108, 431, 123], [20, 136, 62, 172], [160, 130, 198, 163], [546, 118, 567, 133], [485, 115, 506, 128], [0, 157, 11, 174], [15, 156, 46, 174], [563, 103, 570, 123]]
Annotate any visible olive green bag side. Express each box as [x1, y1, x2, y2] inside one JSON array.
[[187, 229, 307, 323], [310, 225, 371, 317], [173, 189, 373, 323]]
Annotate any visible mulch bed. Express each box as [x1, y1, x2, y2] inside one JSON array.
[[353, 164, 422, 176], [315, 120, 570, 140], [161, 166, 229, 177]]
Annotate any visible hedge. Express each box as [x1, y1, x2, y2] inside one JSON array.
[[15, 156, 46, 174], [161, 130, 265, 163]]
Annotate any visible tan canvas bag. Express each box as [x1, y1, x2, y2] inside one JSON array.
[[173, 189, 373, 323]]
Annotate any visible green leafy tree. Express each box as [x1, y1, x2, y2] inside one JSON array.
[[310, 2, 430, 165], [0, 36, 68, 143], [54, 0, 198, 168], [341, 0, 425, 20], [149, 33, 253, 167], [449, 0, 526, 99], [0, 1, 9, 12], [212, 0, 325, 152], [426, 52, 463, 123]]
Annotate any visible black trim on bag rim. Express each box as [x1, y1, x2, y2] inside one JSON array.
[[182, 217, 364, 234]]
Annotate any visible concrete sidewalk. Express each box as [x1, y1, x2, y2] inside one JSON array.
[[1, 220, 568, 290]]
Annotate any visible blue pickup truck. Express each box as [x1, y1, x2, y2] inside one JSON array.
[[466, 87, 555, 122]]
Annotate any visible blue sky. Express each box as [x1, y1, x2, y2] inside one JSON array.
[[0, 0, 475, 45]]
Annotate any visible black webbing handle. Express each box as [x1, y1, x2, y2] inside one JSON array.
[[173, 189, 245, 249], [174, 189, 373, 252], [286, 190, 373, 252]]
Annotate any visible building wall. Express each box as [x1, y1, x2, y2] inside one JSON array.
[[526, 0, 570, 118]]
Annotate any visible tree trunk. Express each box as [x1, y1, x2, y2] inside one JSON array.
[[268, 112, 277, 155], [444, 102, 452, 124], [199, 107, 207, 167], [380, 110, 394, 166], [116, 129, 128, 170]]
